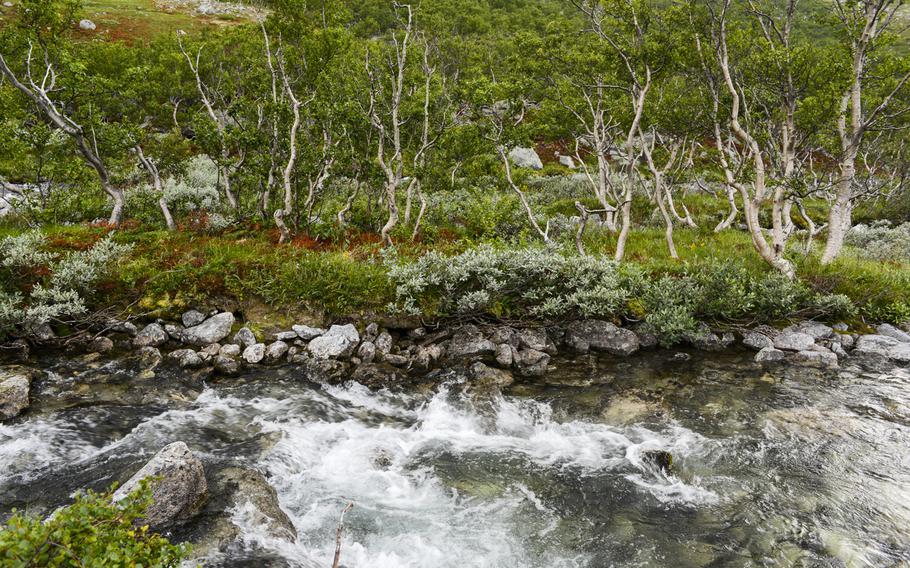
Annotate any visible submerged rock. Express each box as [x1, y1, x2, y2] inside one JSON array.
[[113, 442, 207, 530], [564, 320, 639, 356], [182, 312, 235, 347], [0, 366, 32, 420], [642, 450, 673, 474], [470, 362, 514, 389], [350, 362, 404, 387], [514, 348, 550, 377]]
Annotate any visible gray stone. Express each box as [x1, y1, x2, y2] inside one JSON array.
[[470, 362, 514, 388], [108, 320, 139, 336], [773, 331, 816, 352], [495, 343, 514, 368], [508, 146, 543, 170], [755, 347, 786, 363], [350, 363, 403, 387], [838, 333, 855, 349], [517, 328, 548, 352], [832, 322, 849, 332], [687, 324, 733, 351], [164, 323, 185, 341], [514, 348, 550, 377], [564, 320, 639, 356], [134, 323, 169, 348], [363, 323, 380, 342], [182, 312, 234, 347], [136, 346, 163, 369], [357, 341, 377, 364], [232, 327, 257, 348], [785, 321, 834, 340], [449, 325, 497, 359], [293, 325, 326, 341], [113, 442, 207, 530], [383, 353, 410, 367], [742, 330, 774, 351], [854, 334, 910, 363], [375, 331, 394, 355], [219, 343, 241, 358], [182, 310, 207, 328], [0, 367, 31, 420], [488, 326, 517, 346], [78, 19, 96, 30], [265, 341, 289, 362], [89, 336, 114, 354], [242, 343, 266, 364], [558, 154, 576, 168], [793, 349, 839, 369], [876, 323, 910, 343], [200, 343, 221, 358], [414, 344, 445, 369], [214, 355, 240, 375], [275, 331, 298, 342], [2, 3, 14, 8], [631, 324, 659, 349], [27, 323, 55, 342], [168, 349, 204, 369], [308, 325, 359, 359]]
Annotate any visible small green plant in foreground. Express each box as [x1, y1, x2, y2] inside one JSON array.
[[0, 480, 188, 568]]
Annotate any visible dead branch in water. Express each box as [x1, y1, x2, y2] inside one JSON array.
[[331, 501, 355, 568]]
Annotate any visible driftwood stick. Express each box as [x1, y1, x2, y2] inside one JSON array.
[[331, 501, 355, 568]]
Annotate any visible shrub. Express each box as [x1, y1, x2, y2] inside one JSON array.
[[0, 480, 188, 567], [0, 231, 132, 338], [845, 221, 910, 263]]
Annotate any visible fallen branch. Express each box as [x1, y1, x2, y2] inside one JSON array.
[[331, 501, 354, 568]]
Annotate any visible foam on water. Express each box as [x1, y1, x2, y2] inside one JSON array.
[[229, 383, 719, 568]]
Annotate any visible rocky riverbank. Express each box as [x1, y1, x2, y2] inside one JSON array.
[[4, 311, 909, 424]]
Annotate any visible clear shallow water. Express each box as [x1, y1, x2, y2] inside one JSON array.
[[1, 351, 909, 567]]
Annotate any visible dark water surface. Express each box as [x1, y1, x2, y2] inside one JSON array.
[[1, 350, 908, 567]]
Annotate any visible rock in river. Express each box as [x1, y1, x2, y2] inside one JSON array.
[[182, 312, 235, 347], [113, 441, 207, 530], [564, 320, 639, 356], [854, 334, 910, 363], [0, 366, 32, 420]]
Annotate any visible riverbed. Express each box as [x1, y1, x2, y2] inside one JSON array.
[[1, 349, 908, 567]]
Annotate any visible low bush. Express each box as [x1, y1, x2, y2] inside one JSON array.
[[0, 481, 188, 567], [845, 221, 910, 263], [0, 231, 132, 339], [387, 246, 859, 344]]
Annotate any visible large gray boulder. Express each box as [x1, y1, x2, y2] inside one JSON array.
[[564, 320, 639, 356], [0, 366, 32, 420], [182, 312, 235, 347], [307, 324, 359, 359], [113, 442, 207, 530], [134, 323, 169, 348], [854, 334, 910, 363], [773, 331, 815, 352], [448, 325, 496, 359], [265, 341, 290, 362], [508, 146, 543, 170], [232, 327, 257, 348]]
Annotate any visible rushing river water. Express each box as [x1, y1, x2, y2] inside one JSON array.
[[1, 349, 909, 567]]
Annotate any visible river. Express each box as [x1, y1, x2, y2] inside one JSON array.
[[1, 349, 908, 567]]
